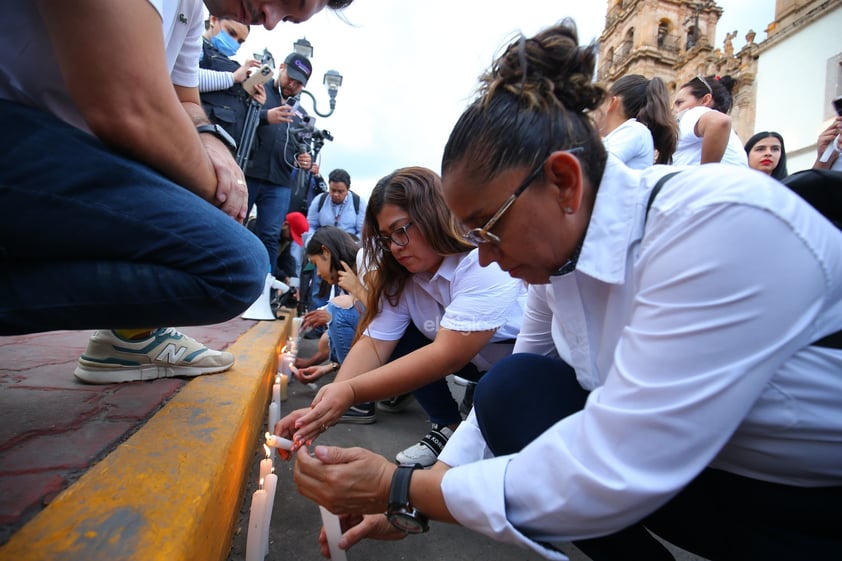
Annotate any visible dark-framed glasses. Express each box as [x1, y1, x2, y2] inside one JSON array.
[[463, 147, 583, 246], [376, 222, 414, 252]]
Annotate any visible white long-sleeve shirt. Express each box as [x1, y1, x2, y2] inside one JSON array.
[[438, 157, 842, 559]]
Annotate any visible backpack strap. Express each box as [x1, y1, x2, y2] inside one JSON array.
[[644, 171, 682, 226], [318, 191, 360, 214]]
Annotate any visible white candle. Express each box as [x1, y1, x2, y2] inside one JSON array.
[[279, 373, 289, 401], [319, 505, 348, 561], [259, 446, 273, 481], [291, 316, 302, 340], [245, 481, 266, 561], [265, 432, 293, 451], [262, 472, 278, 558], [281, 353, 294, 376], [268, 401, 280, 435], [272, 375, 281, 405]]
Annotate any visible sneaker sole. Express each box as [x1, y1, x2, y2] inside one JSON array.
[[337, 415, 376, 425], [74, 362, 233, 384], [394, 449, 437, 467], [376, 396, 415, 413]]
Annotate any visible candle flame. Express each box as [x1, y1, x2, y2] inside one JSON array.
[[264, 443, 271, 457], [259, 477, 264, 489]]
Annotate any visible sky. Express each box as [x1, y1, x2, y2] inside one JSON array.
[[231, 1, 776, 198]]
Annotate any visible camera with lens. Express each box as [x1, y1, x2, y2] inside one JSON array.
[[291, 115, 334, 158]]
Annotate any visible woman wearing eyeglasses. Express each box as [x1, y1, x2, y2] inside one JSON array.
[[291, 20, 842, 561], [278, 166, 526, 467], [672, 74, 747, 166]]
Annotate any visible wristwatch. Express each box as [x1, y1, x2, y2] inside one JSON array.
[[196, 123, 237, 153], [386, 463, 429, 534]]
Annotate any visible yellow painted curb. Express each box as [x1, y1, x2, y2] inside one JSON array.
[[0, 316, 290, 561]]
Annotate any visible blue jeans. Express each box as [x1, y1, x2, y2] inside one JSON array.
[[245, 177, 290, 279], [0, 100, 268, 335], [473, 353, 842, 561], [392, 323, 483, 427], [326, 300, 360, 364]]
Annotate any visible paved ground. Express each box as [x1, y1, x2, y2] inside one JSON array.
[[226, 335, 567, 561], [0, 318, 255, 547]]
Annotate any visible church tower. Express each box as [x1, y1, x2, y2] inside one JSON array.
[[597, 0, 759, 141], [598, 0, 722, 84]]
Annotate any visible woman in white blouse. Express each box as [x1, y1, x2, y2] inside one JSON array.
[[672, 74, 747, 167], [291, 21, 842, 561], [593, 74, 676, 168], [278, 166, 526, 468]]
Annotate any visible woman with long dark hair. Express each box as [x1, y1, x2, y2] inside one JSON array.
[[593, 74, 677, 167], [278, 166, 526, 467], [744, 130, 788, 180]]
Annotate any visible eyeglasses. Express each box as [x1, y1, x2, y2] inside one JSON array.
[[462, 147, 584, 246], [376, 222, 414, 252]]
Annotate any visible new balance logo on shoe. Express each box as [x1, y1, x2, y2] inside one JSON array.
[[155, 343, 189, 363]]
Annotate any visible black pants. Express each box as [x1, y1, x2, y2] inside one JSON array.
[[473, 353, 842, 561]]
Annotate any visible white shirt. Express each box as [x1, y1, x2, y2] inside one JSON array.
[[365, 250, 526, 372], [602, 118, 654, 169], [0, 0, 203, 132], [672, 105, 748, 167], [438, 156, 842, 559]]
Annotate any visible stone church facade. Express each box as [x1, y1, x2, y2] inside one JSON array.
[[596, 0, 837, 148]]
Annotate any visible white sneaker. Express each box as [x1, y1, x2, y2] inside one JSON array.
[[74, 328, 235, 384], [395, 424, 454, 468]]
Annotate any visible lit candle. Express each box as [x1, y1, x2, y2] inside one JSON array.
[[265, 432, 293, 451], [259, 445, 273, 481], [245, 480, 266, 561], [319, 505, 348, 561], [262, 472, 278, 558], [281, 353, 295, 376]]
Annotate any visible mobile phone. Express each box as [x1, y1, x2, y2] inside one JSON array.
[[286, 95, 301, 115], [833, 95, 842, 117], [242, 64, 272, 95]]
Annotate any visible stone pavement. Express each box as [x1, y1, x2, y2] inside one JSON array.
[[0, 313, 289, 560]]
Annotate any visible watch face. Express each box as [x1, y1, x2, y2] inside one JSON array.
[[389, 512, 427, 534]]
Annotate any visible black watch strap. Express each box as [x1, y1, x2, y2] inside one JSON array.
[[387, 463, 429, 533], [196, 123, 237, 153], [388, 463, 418, 508]]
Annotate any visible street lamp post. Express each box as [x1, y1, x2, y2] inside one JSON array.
[[293, 38, 343, 118]]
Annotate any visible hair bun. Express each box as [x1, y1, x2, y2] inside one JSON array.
[[480, 18, 606, 114], [716, 74, 736, 94]]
